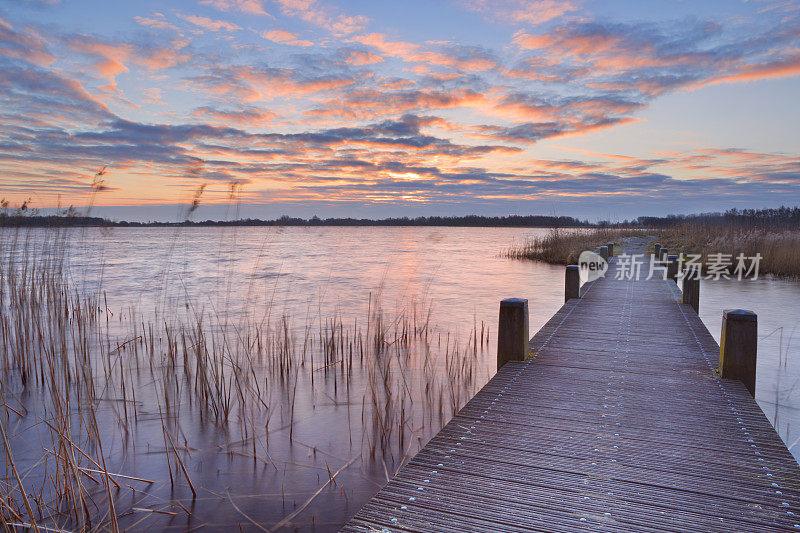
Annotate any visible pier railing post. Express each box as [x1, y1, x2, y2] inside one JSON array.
[[653, 242, 661, 259], [660, 247, 669, 262], [720, 309, 758, 396], [667, 254, 679, 282], [599, 245, 609, 261], [565, 265, 580, 302], [682, 268, 700, 313], [606, 242, 614, 257], [497, 298, 529, 370]]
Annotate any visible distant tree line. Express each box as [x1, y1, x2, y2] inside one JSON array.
[[3, 206, 799, 229], [136, 214, 591, 227], [610, 206, 800, 229], [0, 213, 591, 228], [0, 213, 108, 227]]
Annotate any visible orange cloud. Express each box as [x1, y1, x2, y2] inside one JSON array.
[[179, 14, 241, 32], [698, 55, 800, 87], [272, 0, 368, 36], [307, 88, 487, 120], [192, 106, 278, 125], [342, 49, 384, 65], [465, 0, 576, 25], [351, 33, 418, 58], [262, 29, 313, 47], [134, 15, 180, 31], [190, 65, 357, 102], [200, 0, 271, 16], [351, 33, 497, 72], [0, 19, 56, 66], [66, 36, 190, 86]]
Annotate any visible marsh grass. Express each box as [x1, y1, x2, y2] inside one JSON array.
[[0, 227, 488, 531], [506, 224, 800, 277], [656, 224, 800, 278], [505, 227, 645, 264]]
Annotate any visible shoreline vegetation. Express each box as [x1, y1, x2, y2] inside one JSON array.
[[507, 226, 800, 277], [0, 228, 488, 530], [505, 227, 645, 265], [505, 207, 800, 277], [2, 205, 798, 229]]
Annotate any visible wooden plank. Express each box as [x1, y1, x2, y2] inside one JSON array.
[[344, 255, 800, 532]]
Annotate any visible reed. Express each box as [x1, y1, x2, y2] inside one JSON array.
[[0, 226, 487, 530], [505, 227, 643, 264], [655, 224, 800, 277]]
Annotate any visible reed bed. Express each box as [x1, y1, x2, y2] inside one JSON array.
[[655, 224, 800, 278], [505, 227, 644, 264], [0, 228, 489, 531]]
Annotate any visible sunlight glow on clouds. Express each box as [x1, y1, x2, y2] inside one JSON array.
[[0, 0, 799, 219]]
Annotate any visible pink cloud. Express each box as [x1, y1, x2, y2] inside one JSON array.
[[307, 88, 487, 121], [698, 55, 800, 87], [351, 33, 497, 72], [192, 106, 278, 125], [351, 32, 417, 59], [200, 0, 272, 16], [189, 65, 357, 102], [142, 87, 163, 104], [271, 0, 368, 36], [66, 36, 190, 86], [179, 14, 241, 32], [133, 14, 179, 31], [0, 19, 56, 67], [341, 49, 384, 65], [464, 0, 577, 25], [262, 29, 313, 47]]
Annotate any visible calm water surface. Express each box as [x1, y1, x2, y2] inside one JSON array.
[[4, 226, 800, 530]]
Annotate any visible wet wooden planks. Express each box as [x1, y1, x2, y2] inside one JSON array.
[[343, 259, 800, 532]]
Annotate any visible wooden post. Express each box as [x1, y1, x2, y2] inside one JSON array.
[[667, 254, 679, 282], [497, 298, 529, 370], [682, 268, 700, 313], [606, 242, 614, 257], [660, 247, 669, 262], [565, 265, 580, 302], [653, 243, 661, 259], [599, 246, 609, 261], [720, 309, 757, 396]]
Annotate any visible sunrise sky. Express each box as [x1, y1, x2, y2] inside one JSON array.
[[1, 0, 799, 221]]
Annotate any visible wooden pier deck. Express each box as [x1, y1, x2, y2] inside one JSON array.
[[344, 255, 800, 532]]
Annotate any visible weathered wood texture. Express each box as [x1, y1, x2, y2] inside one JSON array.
[[344, 259, 800, 533], [497, 298, 530, 369], [682, 269, 700, 314], [565, 265, 580, 302]]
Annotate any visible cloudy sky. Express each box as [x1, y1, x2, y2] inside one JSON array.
[[1, 0, 799, 221]]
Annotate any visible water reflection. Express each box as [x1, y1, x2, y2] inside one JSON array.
[[696, 277, 800, 460], [3, 226, 799, 532]]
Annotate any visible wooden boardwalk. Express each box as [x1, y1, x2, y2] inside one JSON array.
[[344, 255, 800, 532]]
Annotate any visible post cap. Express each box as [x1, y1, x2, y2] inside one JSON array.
[[566, 264, 579, 271], [668, 254, 678, 260], [500, 298, 528, 307], [607, 242, 614, 246], [600, 246, 608, 251], [654, 242, 660, 246], [724, 309, 757, 322]]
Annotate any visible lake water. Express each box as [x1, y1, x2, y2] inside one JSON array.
[[3, 226, 799, 531]]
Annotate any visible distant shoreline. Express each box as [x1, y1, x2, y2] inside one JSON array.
[[1, 206, 798, 229], [0, 214, 592, 228]]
